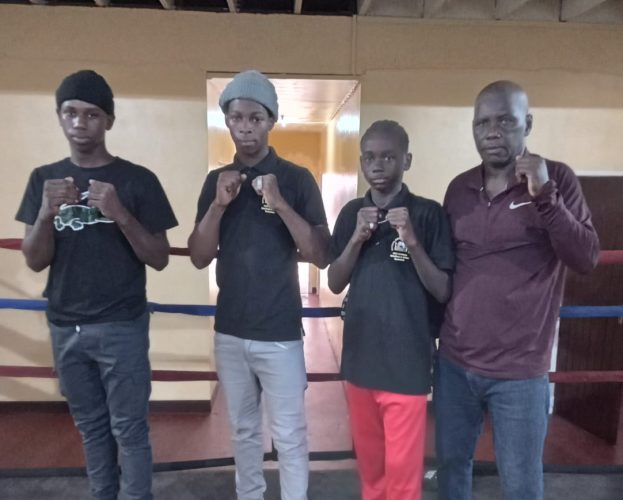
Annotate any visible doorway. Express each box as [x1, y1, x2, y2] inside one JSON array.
[[205, 75, 361, 297]]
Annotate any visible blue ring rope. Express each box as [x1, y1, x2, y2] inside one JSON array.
[[0, 299, 343, 318], [0, 298, 621, 319], [559, 305, 623, 319]]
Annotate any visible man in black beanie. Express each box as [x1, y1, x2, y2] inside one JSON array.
[[16, 70, 178, 500], [189, 70, 330, 500]]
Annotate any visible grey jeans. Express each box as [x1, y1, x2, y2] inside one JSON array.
[[215, 332, 309, 500], [50, 312, 153, 500]]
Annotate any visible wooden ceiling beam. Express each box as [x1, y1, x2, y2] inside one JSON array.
[[495, 0, 532, 19], [358, 0, 374, 16], [561, 0, 609, 20], [424, 0, 451, 17], [159, 0, 175, 10], [226, 0, 238, 13]]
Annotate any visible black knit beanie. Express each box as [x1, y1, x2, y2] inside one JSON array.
[[55, 70, 115, 116]]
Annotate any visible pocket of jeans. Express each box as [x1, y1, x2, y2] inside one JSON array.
[[107, 368, 152, 420], [273, 339, 303, 351], [48, 326, 77, 392]]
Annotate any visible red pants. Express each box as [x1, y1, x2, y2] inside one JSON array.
[[346, 382, 428, 500]]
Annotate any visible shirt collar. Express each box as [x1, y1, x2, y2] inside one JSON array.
[[363, 183, 411, 211], [470, 161, 526, 193], [233, 147, 278, 176], [464, 164, 485, 191]]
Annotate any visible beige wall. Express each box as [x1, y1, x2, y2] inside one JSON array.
[[0, 93, 214, 401], [270, 130, 322, 180], [318, 87, 361, 360], [270, 130, 323, 292], [2, 4, 623, 401], [362, 100, 623, 203], [320, 85, 362, 227], [0, 6, 354, 96]]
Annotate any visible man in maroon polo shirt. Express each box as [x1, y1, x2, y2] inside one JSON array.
[[434, 80, 600, 500]]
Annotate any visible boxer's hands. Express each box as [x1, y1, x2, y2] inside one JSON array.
[[215, 171, 247, 207], [39, 177, 79, 221]]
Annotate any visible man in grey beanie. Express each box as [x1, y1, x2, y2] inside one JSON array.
[[189, 70, 330, 500], [16, 69, 178, 500]]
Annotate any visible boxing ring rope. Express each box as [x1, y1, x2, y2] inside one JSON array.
[[1, 239, 623, 476]]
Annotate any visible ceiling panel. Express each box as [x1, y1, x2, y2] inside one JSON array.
[[210, 77, 358, 129]]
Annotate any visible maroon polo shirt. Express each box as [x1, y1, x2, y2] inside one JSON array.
[[440, 160, 600, 379]]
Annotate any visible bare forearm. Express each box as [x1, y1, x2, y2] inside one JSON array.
[[188, 202, 225, 269], [408, 243, 451, 303], [275, 203, 330, 268], [328, 238, 364, 294], [116, 211, 170, 271], [22, 218, 55, 272]]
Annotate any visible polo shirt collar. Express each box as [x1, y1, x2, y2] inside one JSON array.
[[465, 165, 484, 191], [233, 147, 279, 176], [363, 183, 411, 212]]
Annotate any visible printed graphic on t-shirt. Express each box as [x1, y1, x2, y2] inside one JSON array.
[[261, 196, 276, 214], [390, 237, 410, 262], [54, 190, 113, 231]]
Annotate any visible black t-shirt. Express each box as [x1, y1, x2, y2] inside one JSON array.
[[330, 185, 454, 395], [195, 148, 327, 341], [16, 157, 178, 325]]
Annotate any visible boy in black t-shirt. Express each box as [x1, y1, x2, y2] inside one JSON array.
[[188, 70, 329, 500], [328, 120, 454, 500], [16, 70, 177, 500]]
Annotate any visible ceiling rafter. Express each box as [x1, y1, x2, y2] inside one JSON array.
[[423, 0, 451, 17], [226, 0, 238, 14], [495, 0, 532, 19], [358, 0, 374, 16], [561, 0, 609, 20], [17, 0, 623, 26], [159, 0, 175, 10]]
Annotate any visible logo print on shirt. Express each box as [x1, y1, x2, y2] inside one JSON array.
[[54, 190, 114, 231], [509, 200, 533, 210], [260, 196, 275, 214], [390, 238, 410, 262]]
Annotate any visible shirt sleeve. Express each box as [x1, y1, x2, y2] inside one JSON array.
[[418, 201, 454, 338], [195, 170, 218, 224], [294, 168, 328, 227], [134, 171, 178, 234], [422, 202, 455, 273], [533, 162, 600, 274], [15, 168, 44, 226], [329, 202, 356, 263]]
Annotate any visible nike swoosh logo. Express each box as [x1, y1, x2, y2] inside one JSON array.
[[509, 201, 533, 209]]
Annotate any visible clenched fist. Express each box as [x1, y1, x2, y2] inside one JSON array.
[[215, 171, 247, 208], [39, 177, 80, 221]]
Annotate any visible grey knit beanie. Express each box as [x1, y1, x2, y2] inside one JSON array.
[[219, 70, 279, 120], [55, 70, 115, 116]]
